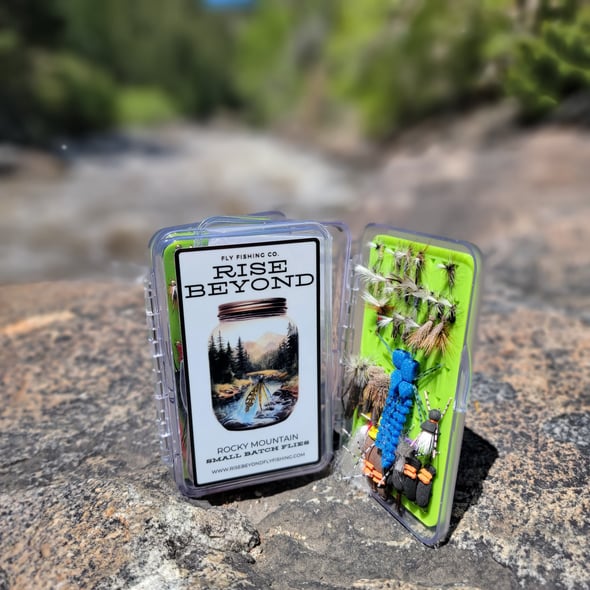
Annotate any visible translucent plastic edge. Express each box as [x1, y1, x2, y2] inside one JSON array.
[[146, 214, 339, 498]]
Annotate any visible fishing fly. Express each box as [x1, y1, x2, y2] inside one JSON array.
[[411, 390, 453, 460], [368, 241, 387, 273], [342, 355, 372, 419], [374, 348, 420, 471], [438, 259, 458, 290], [168, 279, 178, 308]]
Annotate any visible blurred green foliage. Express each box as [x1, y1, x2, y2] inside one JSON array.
[[116, 87, 179, 126], [0, 0, 238, 142], [58, 0, 238, 117], [233, 0, 336, 124], [0, 0, 117, 140], [0, 0, 588, 143], [505, 3, 590, 121], [233, 0, 589, 136], [326, 0, 513, 136], [31, 52, 117, 137]]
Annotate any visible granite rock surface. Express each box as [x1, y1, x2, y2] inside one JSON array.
[[1, 118, 589, 589]]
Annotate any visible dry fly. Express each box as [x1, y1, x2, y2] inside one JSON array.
[[403, 246, 414, 275], [343, 356, 373, 418], [405, 315, 436, 351], [361, 291, 394, 316], [438, 260, 458, 290], [361, 365, 390, 423], [168, 279, 178, 308], [377, 311, 419, 340], [355, 264, 389, 289], [433, 295, 453, 318], [445, 302, 457, 325], [392, 248, 407, 274], [391, 278, 435, 310], [422, 318, 451, 356], [413, 248, 427, 285], [368, 241, 386, 272], [405, 309, 452, 356]]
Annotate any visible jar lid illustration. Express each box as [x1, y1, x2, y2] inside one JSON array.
[[218, 297, 287, 321]]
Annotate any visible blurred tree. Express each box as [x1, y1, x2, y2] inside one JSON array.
[[233, 0, 590, 137], [0, 29, 34, 141], [30, 52, 117, 137], [0, 0, 239, 142], [0, 0, 64, 47], [58, 0, 239, 117], [504, 2, 590, 121], [327, 0, 514, 138], [0, 0, 117, 141], [233, 0, 337, 125], [234, 0, 514, 138]]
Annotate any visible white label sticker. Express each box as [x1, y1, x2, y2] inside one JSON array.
[[176, 237, 321, 484]]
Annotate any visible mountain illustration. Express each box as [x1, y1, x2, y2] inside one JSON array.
[[242, 332, 285, 363]]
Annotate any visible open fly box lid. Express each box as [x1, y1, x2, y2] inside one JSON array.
[[145, 213, 482, 546], [337, 223, 482, 546]]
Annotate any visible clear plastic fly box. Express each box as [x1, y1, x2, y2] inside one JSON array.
[[145, 213, 482, 546], [145, 213, 344, 498]]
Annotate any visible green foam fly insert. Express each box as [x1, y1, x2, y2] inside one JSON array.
[[355, 234, 476, 529]]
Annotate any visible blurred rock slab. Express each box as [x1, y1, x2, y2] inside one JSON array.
[[0, 280, 588, 589], [0, 283, 262, 590]]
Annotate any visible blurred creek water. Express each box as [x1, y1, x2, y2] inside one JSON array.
[[0, 124, 364, 283], [2, 116, 590, 313]]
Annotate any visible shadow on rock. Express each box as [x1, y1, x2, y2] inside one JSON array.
[[204, 464, 332, 507], [447, 426, 498, 541]]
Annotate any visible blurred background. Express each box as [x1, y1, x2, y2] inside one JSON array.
[[1, 0, 589, 287]]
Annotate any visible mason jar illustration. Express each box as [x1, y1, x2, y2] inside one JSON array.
[[208, 297, 299, 430]]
